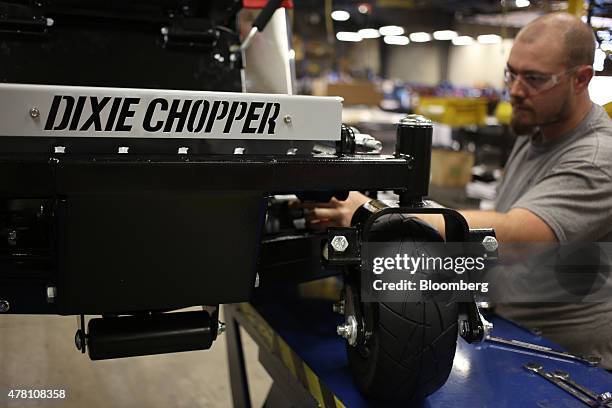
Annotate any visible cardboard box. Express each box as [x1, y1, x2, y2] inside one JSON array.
[[325, 82, 383, 106], [430, 148, 475, 187]]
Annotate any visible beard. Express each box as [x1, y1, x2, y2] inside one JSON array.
[[510, 88, 572, 136], [510, 107, 538, 135]]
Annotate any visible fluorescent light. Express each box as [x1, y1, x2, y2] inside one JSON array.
[[331, 10, 350, 21], [594, 48, 606, 71], [384, 35, 410, 45], [359, 28, 381, 39], [379, 25, 404, 36], [433, 30, 458, 40], [597, 31, 610, 41], [452, 35, 474, 46], [409, 32, 431, 42], [515, 0, 530, 7], [477, 34, 502, 44], [336, 31, 362, 42]]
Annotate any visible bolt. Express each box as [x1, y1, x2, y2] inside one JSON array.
[[7, 230, 17, 246], [332, 300, 345, 315], [482, 236, 498, 252], [46, 286, 56, 303], [118, 146, 129, 154], [75, 330, 84, 350], [160, 27, 169, 35], [254, 273, 260, 288], [29, 107, 40, 118], [460, 320, 470, 338], [0, 299, 10, 312], [286, 148, 298, 155], [330, 235, 349, 253], [283, 115, 292, 124], [54, 146, 66, 154], [178, 147, 189, 155], [336, 315, 358, 346], [217, 321, 226, 336], [233, 147, 245, 155]]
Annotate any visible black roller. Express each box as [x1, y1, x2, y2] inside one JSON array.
[[87, 310, 215, 360], [395, 114, 433, 203]]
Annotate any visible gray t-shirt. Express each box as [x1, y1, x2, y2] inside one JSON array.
[[494, 104, 612, 368]]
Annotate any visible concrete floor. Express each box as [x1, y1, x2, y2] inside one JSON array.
[[0, 307, 272, 408]]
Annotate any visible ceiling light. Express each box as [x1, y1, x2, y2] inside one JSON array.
[[433, 30, 458, 40], [336, 31, 362, 42], [409, 32, 431, 43], [359, 28, 381, 39], [452, 35, 474, 46], [515, 0, 530, 7], [379, 25, 404, 36], [384, 35, 410, 45], [358, 4, 371, 14], [331, 10, 350, 21], [477, 34, 502, 44]]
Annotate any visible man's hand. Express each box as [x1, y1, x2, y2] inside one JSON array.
[[294, 191, 370, 230]]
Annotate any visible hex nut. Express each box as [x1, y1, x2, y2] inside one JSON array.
[[331, 235, 349, 252], [482, 236, 498, 252]]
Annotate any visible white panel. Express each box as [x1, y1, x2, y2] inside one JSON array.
[[447, 39, 513, 89], [386, 43, 445, 86], [243, 8, 295, 95], [0, 83, 342, 141]]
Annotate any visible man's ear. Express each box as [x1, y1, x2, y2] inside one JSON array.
[[574, 65, 594, 92]]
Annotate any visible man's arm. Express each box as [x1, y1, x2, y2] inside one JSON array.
[[417, 208, 557, 243], [299, 191, 557, 243]]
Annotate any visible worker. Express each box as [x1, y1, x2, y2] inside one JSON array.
[[300, 13, 612, 368]]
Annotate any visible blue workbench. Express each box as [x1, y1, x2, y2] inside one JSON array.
[[227, 296, 612, 407]]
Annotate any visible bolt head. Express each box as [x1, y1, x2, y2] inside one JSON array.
[[283, 115, 292, 124], [336, 315, 358, 346], [482, 235, 498, 252], [331, 235, 349, 253], [0, 300, 10, 312], [46, 286, 56, 302], [75, 330, 83, 350], [7, 230, 17, 245], [332, 300, 345, 315], [598, 392, 612, 404], [29, 107, 40, 118]]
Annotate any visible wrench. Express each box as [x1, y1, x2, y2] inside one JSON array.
[[488, 335, 601, 366], [524, 363, 599, 407], [552, 370, 612, 407]]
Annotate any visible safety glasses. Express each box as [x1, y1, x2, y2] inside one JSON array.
[[504, 66, 580, 95]]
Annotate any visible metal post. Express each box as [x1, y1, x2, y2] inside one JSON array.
[[225, 305, 252, 408]]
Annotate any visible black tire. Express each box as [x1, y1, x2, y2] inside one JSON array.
[[348, 213, 458, 403]]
